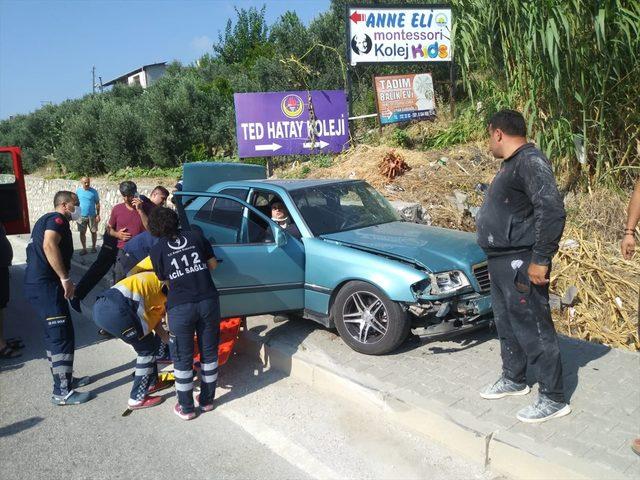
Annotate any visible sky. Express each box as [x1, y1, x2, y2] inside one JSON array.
[[0, 0, 331, 120]]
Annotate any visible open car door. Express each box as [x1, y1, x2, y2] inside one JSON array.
[[175, 191, 305, 318], [0, 147, 30, 235]]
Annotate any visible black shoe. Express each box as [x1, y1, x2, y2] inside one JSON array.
[[98, 328, 113, 338], [69, 297, 82, 313]]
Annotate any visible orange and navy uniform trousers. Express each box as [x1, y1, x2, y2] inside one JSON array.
[[92, 271, 166, 402]]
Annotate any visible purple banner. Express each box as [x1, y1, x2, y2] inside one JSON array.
[[234, 90, 349, 158]]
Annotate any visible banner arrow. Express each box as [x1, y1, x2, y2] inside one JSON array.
[[350, 11, 365, 24], [302, 140, 329, 149], [255, 143, 282, 152]]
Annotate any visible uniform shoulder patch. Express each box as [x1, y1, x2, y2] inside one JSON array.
[[54, 216, 64, 225]]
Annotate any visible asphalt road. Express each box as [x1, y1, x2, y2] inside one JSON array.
[[1, 239, 502, 480]]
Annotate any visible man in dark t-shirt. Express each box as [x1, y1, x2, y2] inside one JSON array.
[[24, 191, 91, 405], [137, 185, 169, 230], [149, 207, 219, 420]]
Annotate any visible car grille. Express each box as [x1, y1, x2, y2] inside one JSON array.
[[473, 263, 491, 292]]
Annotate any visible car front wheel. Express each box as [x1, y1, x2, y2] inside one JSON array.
[[333, 281, 410, 355]]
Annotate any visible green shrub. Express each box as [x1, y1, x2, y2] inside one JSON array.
[[390, 128, 412, 149]]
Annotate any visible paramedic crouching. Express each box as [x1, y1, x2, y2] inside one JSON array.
[[149, 207, 220, 420], [92, 267, 172, 409]]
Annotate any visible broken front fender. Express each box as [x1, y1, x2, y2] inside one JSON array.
[[453, 292, 492, 316]]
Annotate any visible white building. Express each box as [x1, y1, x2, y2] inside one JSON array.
[[102, 62, 167, 89]]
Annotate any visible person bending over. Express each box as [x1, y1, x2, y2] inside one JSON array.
[[92, 269, 172, 409], [149, 207, 220, 420]]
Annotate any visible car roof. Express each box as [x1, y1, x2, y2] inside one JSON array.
[[238, 179, 363, 191]]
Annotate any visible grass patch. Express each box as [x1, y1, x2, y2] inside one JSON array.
[[104, 166, 182, 181]]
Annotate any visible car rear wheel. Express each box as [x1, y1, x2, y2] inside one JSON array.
[[333, 281, 410, 355]]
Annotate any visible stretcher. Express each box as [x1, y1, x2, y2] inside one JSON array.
[[157, 316, 243, 382]]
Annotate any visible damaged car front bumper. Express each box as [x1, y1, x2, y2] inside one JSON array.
[[407, 291, 493, 338]]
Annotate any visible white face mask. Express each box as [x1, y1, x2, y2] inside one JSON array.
[[272, 216, 288, 224], [69, 205, 81, 222]]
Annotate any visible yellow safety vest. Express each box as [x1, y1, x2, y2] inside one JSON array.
[[112, 271, 165, 336]]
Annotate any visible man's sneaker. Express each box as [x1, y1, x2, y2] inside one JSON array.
[[480, 377, 530, 399], [71, 376, 92, 388], [128, 395, 163, 410], [196, 394, 215, 413], [516, 395, 571, 423], [173, 403, 196, 421], [147, 380, 173, 395], [69, 297, 82, 314], [51, 390, 92, 405]]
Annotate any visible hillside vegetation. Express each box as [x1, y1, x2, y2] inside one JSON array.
[[0, 0, 638, 188]]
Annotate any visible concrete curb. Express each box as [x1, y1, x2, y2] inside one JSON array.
[[236, 329, 625, 480]]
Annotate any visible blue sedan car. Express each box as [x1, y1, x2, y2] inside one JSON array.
[[174, 162, 492, 355]]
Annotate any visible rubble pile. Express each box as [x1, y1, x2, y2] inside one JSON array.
[[378, 150, 411, 180]]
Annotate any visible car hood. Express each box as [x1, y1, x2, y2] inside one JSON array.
[[321, 221, 486, 273]]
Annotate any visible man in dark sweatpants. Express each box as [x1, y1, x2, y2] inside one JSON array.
[[69, 229, 118, 314], [476, 109, 569, 423]]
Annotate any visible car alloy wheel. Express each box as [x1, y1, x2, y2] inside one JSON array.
[[342, 291, 389, 344], [334, 281, 410, 355]]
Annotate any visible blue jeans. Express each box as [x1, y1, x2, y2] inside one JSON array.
[[168, 297, 220, 413], [93, 291, 160, 402]]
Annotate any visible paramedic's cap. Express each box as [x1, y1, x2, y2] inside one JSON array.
[[119, 180, 137, 196]]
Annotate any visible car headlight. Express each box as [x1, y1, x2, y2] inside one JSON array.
[[429, 270, 471, 295], [411, 277, 431, 298]]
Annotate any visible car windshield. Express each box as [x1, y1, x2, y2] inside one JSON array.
[[291, 181, 401, 236]]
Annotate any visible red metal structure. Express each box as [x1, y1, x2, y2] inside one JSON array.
[[0, 146, 30, 234]]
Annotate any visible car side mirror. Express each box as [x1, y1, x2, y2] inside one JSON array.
[[274, 227, 287, 247]]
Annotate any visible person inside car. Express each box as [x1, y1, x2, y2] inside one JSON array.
[[269, 199, 301, 240]]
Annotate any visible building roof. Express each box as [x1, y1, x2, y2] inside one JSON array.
[[102, 62, 167, 87]]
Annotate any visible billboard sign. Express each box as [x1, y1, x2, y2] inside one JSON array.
[[234, 90, 349, 158], [347, 5, 452, 65], [374, 73, 436, 125]]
